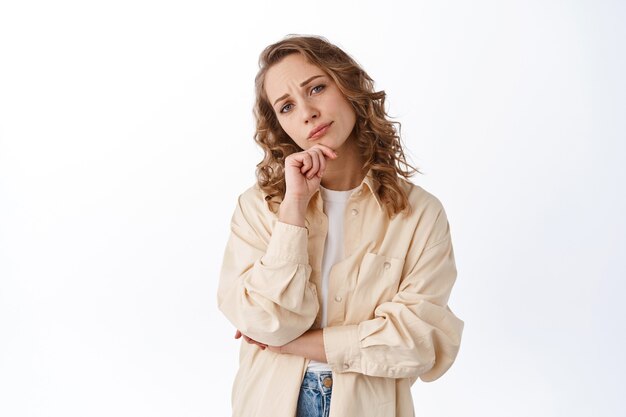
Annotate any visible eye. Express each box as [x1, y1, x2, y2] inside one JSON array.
[[280, 103, 294, 114], [311, 84, 325, 94]]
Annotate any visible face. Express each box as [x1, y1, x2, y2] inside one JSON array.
[[264, 53, 357, 151]]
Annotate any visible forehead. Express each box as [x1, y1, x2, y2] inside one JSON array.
[[264, 53, 325, 103]]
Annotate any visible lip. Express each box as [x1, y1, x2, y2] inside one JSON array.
[[307, 122, 332, 140]]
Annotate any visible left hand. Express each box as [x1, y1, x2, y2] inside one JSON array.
[[234, 330, 284, 352]]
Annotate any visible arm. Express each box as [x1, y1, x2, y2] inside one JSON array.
[[217, 192, 319, 346], [322, 206, 464, 381], [219, 145, 338, 346], [266, 329, 327, 362]]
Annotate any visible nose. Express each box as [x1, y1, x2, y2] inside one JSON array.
[[301, 101, 319, 124]]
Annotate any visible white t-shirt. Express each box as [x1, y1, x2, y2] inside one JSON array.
[[307, 184, 358, 372]]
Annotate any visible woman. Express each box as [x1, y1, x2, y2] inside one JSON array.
[[217, 35, 464, 417]]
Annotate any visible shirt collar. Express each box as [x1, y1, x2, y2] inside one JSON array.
[[310, 167, 384, 212]]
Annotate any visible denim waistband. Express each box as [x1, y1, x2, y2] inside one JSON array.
[[301, 370, 333, 395]]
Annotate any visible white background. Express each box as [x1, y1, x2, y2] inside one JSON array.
[[1, 1, 624, 416]]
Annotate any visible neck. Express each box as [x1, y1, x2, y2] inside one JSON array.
[[320, 136, 368, 190]]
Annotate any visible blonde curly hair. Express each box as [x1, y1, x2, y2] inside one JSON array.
[[253, 34, 420, 217]]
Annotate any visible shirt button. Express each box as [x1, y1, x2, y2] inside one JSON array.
[[334, 295, 342, 302], [351, 208, 358, 216], [383, 262, 391, 270]]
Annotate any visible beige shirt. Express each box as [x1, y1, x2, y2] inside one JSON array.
[[217, 169, 464, 417]]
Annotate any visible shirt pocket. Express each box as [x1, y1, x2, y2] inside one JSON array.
[[347, 252, 404, 321]]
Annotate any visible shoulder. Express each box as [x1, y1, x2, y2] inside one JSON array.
[[398, 177, 446, 215], [397, 178, 451, 249], [230, 183, 276, 238], [237, 182, 268, 210], [233, 182, 277, 218], [235, 183, 276, 223]]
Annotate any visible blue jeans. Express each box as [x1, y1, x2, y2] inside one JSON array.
[[296, 370, 333, 417]]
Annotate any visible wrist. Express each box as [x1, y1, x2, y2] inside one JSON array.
[[278, 198, 308, 227], [278, 340, 291, 355], [282, 194, 309, 209]]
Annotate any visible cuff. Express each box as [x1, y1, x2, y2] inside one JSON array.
[[264, 221, 309, 264], [323, 325, 361, 374]]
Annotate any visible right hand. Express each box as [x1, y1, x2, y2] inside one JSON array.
[[283, 144, 338, 204]]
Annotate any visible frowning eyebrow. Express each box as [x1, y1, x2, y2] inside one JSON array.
[[272, 75, 325, 106]]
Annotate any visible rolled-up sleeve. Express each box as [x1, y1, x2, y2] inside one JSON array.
[[323, 207, 464, 381], [217, 193, 319, 346]]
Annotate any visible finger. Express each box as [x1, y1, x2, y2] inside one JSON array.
[[290, 152, 312, 170], [305, 149, 320, 179], [304, 148, 323, 178], [244, 335, 265, 347], [312, 144, 338, 159], [285, 152, 310, 169], [299, 153, 313, 174], [243, 336, 267, 349], [310, 148, 326, 177]]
